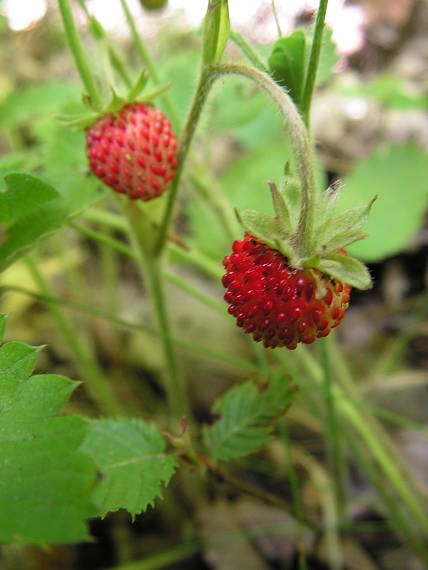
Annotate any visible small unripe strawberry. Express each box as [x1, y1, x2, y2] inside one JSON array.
[[86, 102, 177, 201], [222, 234, 351, 350]]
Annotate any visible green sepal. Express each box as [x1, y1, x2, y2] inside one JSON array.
[[273, 237, 299, 267], [268, 181, 291, 236], [279, 164, 301, 232], [315, 180, 342, 227], [268, 30, 306, 106], [236, 209, 278, 247], [126, 70, 150, 101], [317, 253, 372, 290], [316, 195, 377, 254], [58, 72, 171, 131]]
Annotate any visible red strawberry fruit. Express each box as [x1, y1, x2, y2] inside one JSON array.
[[222, 234, 351, 349], [222, 178, 374, 350], [86, 102, 177, 201]]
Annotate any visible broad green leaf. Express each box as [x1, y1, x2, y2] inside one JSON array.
[[338, 144, 428, 261], [81, 418, 176, 518], [339, 74, 428, 109], [0, 341, 96, 544], [0, 173, 59, 223], [268, 30, 306, 105], [0, 81, 80, 128], [202, 0, 230, 66], [203, 373, 296, 461], [317, 253, 372, 290], [0, 172, 104, 272]]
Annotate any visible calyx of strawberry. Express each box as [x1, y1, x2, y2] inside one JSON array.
[[57, 70, 171, 130], [236, 163, 376, 290]]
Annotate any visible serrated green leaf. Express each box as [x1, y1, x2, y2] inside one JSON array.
[[317, 253, 372, 290], [202, 0, 230, 66], [203, 373, 296, 461], [316, 196, 376, 254], [268, 30, 306, 105], [0, 341, 96, 544], [81, 418, 176, 518], [238, 209, 278, 245], [0, 173, 59, 223], [338, 144, 428, 261]]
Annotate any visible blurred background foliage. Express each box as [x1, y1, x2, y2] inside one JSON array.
[[0, 0, 428, 569]]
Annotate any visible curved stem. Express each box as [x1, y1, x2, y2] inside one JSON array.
[[301, 0, 328, 127], [58, 0, 103, 107], [156, 63, 317, 258]]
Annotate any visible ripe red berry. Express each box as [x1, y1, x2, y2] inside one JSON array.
[[86, 103, 178, 201], [222, 234, 351, 350]]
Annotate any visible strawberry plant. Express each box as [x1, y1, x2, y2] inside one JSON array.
[[1, 0, 428, 568]]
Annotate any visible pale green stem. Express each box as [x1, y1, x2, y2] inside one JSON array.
[[229, 31, 268, 71], [279, 420, 307, 570], [1, 284, 257, 373], [301, 0, 328, 127], [321, 339, 346, 526], [24, 257, 121, 415], [271, 0, 283, 37], [156, 63, 316, 258], [58, 0, 103, 107], [120, 0, 181, 129], [70, 220, 224, 312]]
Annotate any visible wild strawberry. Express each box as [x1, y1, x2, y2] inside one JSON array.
[[222, 234, 351, 349], [86, 103, 177, 201], [223, 178, 374, 350]]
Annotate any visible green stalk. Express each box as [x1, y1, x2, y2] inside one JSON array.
[[123, 202, 187, 419], [156, 63, 316, 257], [279, 420, 307, 570], [79, 209, 222, 279], [24, 257, 121, 415], [229, 31, 268, 71], [120, 0, 181, 129], [0, 285, 258, 374], [320, 339, 346, 526], [58, 0, 103, 107], [300, 0, 328, 127]]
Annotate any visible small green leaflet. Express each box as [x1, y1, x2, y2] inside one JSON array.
[[0, 341, 97, 544], [203, 373, 296, 461], [81, 418, 176, 518]]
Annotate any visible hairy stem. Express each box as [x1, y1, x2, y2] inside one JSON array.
[[156, 63, 316, 257]]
